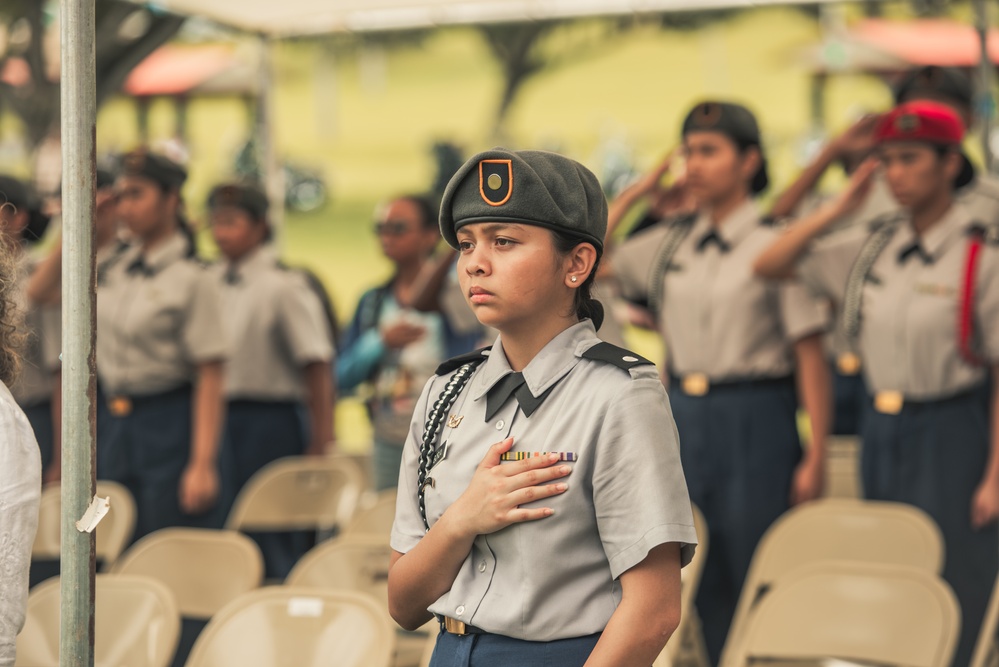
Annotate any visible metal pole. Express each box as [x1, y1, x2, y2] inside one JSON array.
[[258, 35, 284, 246], [973, 0, 995, 172], [59, 0, 98, 664]]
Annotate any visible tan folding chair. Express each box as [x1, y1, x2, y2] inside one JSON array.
[[972, 574, 999, 667], [30, 480, 137, 585], [185, 587, 394, 667], [341, 489, 398, 543], [16, 574, 180, 667], [285, 535, 392, 598], [655, 503, 710, 667], [729, 561, 960, 667], [111, 528, 264, 619], [225, 456, 364, 535]]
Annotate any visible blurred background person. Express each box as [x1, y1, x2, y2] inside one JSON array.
[[0, 176, 61, 485], [97, 149, 229, 540], [610, 101, 832, 665], [337, 194, 450, 491], [0, 239, 40, 667], [207, 182, 335, 578]]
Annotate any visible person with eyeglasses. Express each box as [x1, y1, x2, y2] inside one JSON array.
[[338, 195, 454, 491]]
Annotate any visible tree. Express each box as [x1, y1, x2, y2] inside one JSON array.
[[0, 0, 185, 152]]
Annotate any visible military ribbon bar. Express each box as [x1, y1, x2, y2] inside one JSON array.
[[500, 452, 577, 462]]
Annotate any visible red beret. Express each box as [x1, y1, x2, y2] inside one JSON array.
[[875, 101, 965, 147]]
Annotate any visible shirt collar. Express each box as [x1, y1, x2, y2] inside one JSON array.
[[899, 203, 970, 261], [470, 319, 600, 402], [142, 232, 189, 274], [227, 244, 277, 279], [691, 198, 760, 249]]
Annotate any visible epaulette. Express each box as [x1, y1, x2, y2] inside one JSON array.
[[867, 211, 905, 233], [435, 347, 490, 376], [581, 342, 653, 371], [969, 222, 999, 246]]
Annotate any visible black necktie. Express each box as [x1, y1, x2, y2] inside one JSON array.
[[696, 229, 731, 253], [126, 257, 153, 277], [897, 241, 933, 265], [484, 372, 556, 421], [224, 266, 241, 285]]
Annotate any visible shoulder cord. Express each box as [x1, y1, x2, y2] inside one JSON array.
[[417, 360, 482, 531], [842, 219, 901, 339], [959, 228, 986, 367], [648, 217, 696, 321]]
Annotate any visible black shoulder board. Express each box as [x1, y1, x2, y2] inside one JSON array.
[[435, 347, 490, 376], [581, 342, 653, 371], [970, 222, 999, 246]]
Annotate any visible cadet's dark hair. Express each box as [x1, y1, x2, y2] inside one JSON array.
[[550, 230, 604, 330], [396, 194, 437, 231]]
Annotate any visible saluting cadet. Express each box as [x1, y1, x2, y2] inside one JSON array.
[[389, 148, 696, 667], [97, 150, 229, 540], [207, 182, 335, 577], [611, 102, 831, 664], [0, 176, 61, 484], [753, 101, 999, 667]]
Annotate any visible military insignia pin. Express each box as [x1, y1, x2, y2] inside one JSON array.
[[479, 159, 513, 206], [447, 415, 463, 428], [895, 113, 920, 133]]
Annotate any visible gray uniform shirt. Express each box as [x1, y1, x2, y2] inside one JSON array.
[[614, 200, 828, 380], [391, 320, 697, 641], [11, 256, 60, 407], [96, 233, 228, 396], [799, 203, 999, 399], [211, 247, 333, 401]]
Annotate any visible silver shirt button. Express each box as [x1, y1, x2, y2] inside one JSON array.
[[479, 561, 487, 573], [495, 420, 505, 430], [456, 605, 466, 616], [622, 356, 638, 362]]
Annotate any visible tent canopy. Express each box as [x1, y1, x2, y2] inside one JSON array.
[[140, 0, 844, 37]]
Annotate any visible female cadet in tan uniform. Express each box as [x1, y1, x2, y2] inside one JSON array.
[[754, 101, 999, 667], [97, 150, 229, 540], [0, 176, 61, 484], [207, 183, 334, 577], [388, 148, 696, 667], [611, 102, 832, 664]]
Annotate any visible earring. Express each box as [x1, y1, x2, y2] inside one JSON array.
[[570, 276, 578, 283]]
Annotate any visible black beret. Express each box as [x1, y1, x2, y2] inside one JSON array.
[[894, 66, 972, 109], [439, 148, 607, 253], [118, 149, 187, 190], [207, 183, 269, 222], [681, 101, 770, 194]]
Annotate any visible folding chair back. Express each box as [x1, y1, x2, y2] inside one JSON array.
[[285, 535, 392, 609], [721, 499, 943, 667], [111, 528, 263, 619], [16, 574, 180, 667], [972, 574, 999, 667], [225, 456, 363, 533], [731, 561, 959, 667], [185, 587, 394, 667]]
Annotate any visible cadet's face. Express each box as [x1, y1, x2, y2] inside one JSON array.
[[374, 199, 437, 264], [879, 143, 957, 210], [682, 132, 750, 205], [456, 223, 569, 332], [211, 207, 266, 261], [115, 176, 174, 241]]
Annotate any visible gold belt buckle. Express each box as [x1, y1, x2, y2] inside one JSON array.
[[836, 352, 862, 376], [443, 616, 467, 635], [108, 396, 133, 417], [874, 391, 904, 415], [682, 373, 710, 397]]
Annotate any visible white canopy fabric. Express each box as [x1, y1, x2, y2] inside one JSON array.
[[142, 0, 845, 37]]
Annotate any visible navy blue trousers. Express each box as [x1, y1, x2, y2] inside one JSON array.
[[670, 378, 801, 666], [97, 386, 229, 542], [861, 386, 998, 667], [429, 631, 601, 667], [832, 366, 866, 436], [223, 400, 311, 579], [23, 401, 54, 474]]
